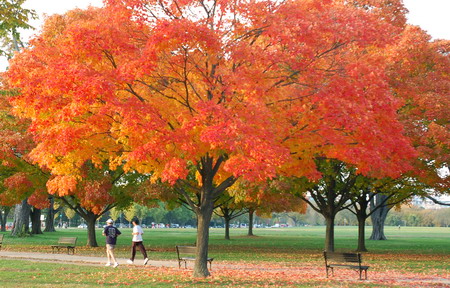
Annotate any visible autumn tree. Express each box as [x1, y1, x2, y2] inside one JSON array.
[[360, 26, 450, 240], [123, 203, 137, 227], [134, 204, 146, 221], [0, 0, 36, 58], [148, 202, 168, 225], [64, 206, 76, 227], [229, 180, 306, 236], [0, 205, 11, 231], [213, 194, 247, 240], [294, 159, 360, 252], [53, 165, 137, 247], [0, 0, 45, 237], [386, 26, 449, 201], [44, 195, 57, 232], [347, 176, 420, 251], [0, 86, 55, 236], [108, 207, 121, 222], [164, 205, 194, 226], [6, 0, 418, 276], [0, 105, 49, 236], [28, 188, 50, 234]]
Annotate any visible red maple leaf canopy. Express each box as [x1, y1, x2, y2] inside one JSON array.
[[7, 0, 416, 187]]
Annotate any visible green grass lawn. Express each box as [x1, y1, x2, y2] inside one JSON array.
[[1, 226, 449, 259], [0, 226, 449, 287]]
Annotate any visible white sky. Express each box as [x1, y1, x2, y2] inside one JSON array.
[[403, 0, 450, 40], [1, 0, 449, 71]]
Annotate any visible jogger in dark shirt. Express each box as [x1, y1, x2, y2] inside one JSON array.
[[102, 219, 121, 267]]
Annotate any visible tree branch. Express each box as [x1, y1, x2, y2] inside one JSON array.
[[425, 195, 450, 206]]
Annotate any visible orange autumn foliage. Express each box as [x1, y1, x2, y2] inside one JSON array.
[[27, 188, 51, 209], [6, 0, 417, 186], [46, 170, 116, 215], [385, 26, 449, 190], [7, 0, 444, 277], [228, 180, 307, 217], [0, 89, 49, 207]]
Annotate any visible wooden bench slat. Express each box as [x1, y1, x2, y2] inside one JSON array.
[[177, 246, 197, 254], [57, 237, 77, 244]]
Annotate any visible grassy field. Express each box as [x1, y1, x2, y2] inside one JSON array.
[[1, 225, 449, 257], [0, 226, 449, 287]]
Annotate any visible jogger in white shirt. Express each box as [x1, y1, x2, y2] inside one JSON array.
[[127, 218, 149, 265]]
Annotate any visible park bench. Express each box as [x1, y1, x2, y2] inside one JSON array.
[[51, 237, 77, 255], [176, 245, 213, 269], [323, 251, 369, 280], [0, 234, 3, 250]]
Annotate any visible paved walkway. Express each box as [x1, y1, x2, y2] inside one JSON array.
[[0, 250, 180, 268], [0, 250, 245, 270]]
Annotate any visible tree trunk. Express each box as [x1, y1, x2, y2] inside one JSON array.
[[11, 199, 31, 237], [0, 207, 11, 232], [44, 209, 56, 232], [180, 155, 236, 278], [248, 209, 254, 236], [224, 216, 230, 240], [369, 194, 390, 240], [44, 197, 56, 232], [324, 215, 335, 252], [354, 197, 369, 252], [369, 208, 388, 240], [356, 216, 367, 252], [84, 212, 99, 247], [194, 203, 214, 277], [30, 207, 43, 235]]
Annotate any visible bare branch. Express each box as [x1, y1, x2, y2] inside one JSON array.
[[425, 195, 450, 206]]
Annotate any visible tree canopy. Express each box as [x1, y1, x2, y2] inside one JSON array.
[[5, 0, 430, 276]]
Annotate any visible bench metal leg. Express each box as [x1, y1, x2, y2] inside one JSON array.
[[325, 266, 334, 278], [358, 269, 369, 280]]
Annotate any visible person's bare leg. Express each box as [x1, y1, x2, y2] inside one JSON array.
[[105, 248, 112, 265], [110, 251, 117, 263]]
